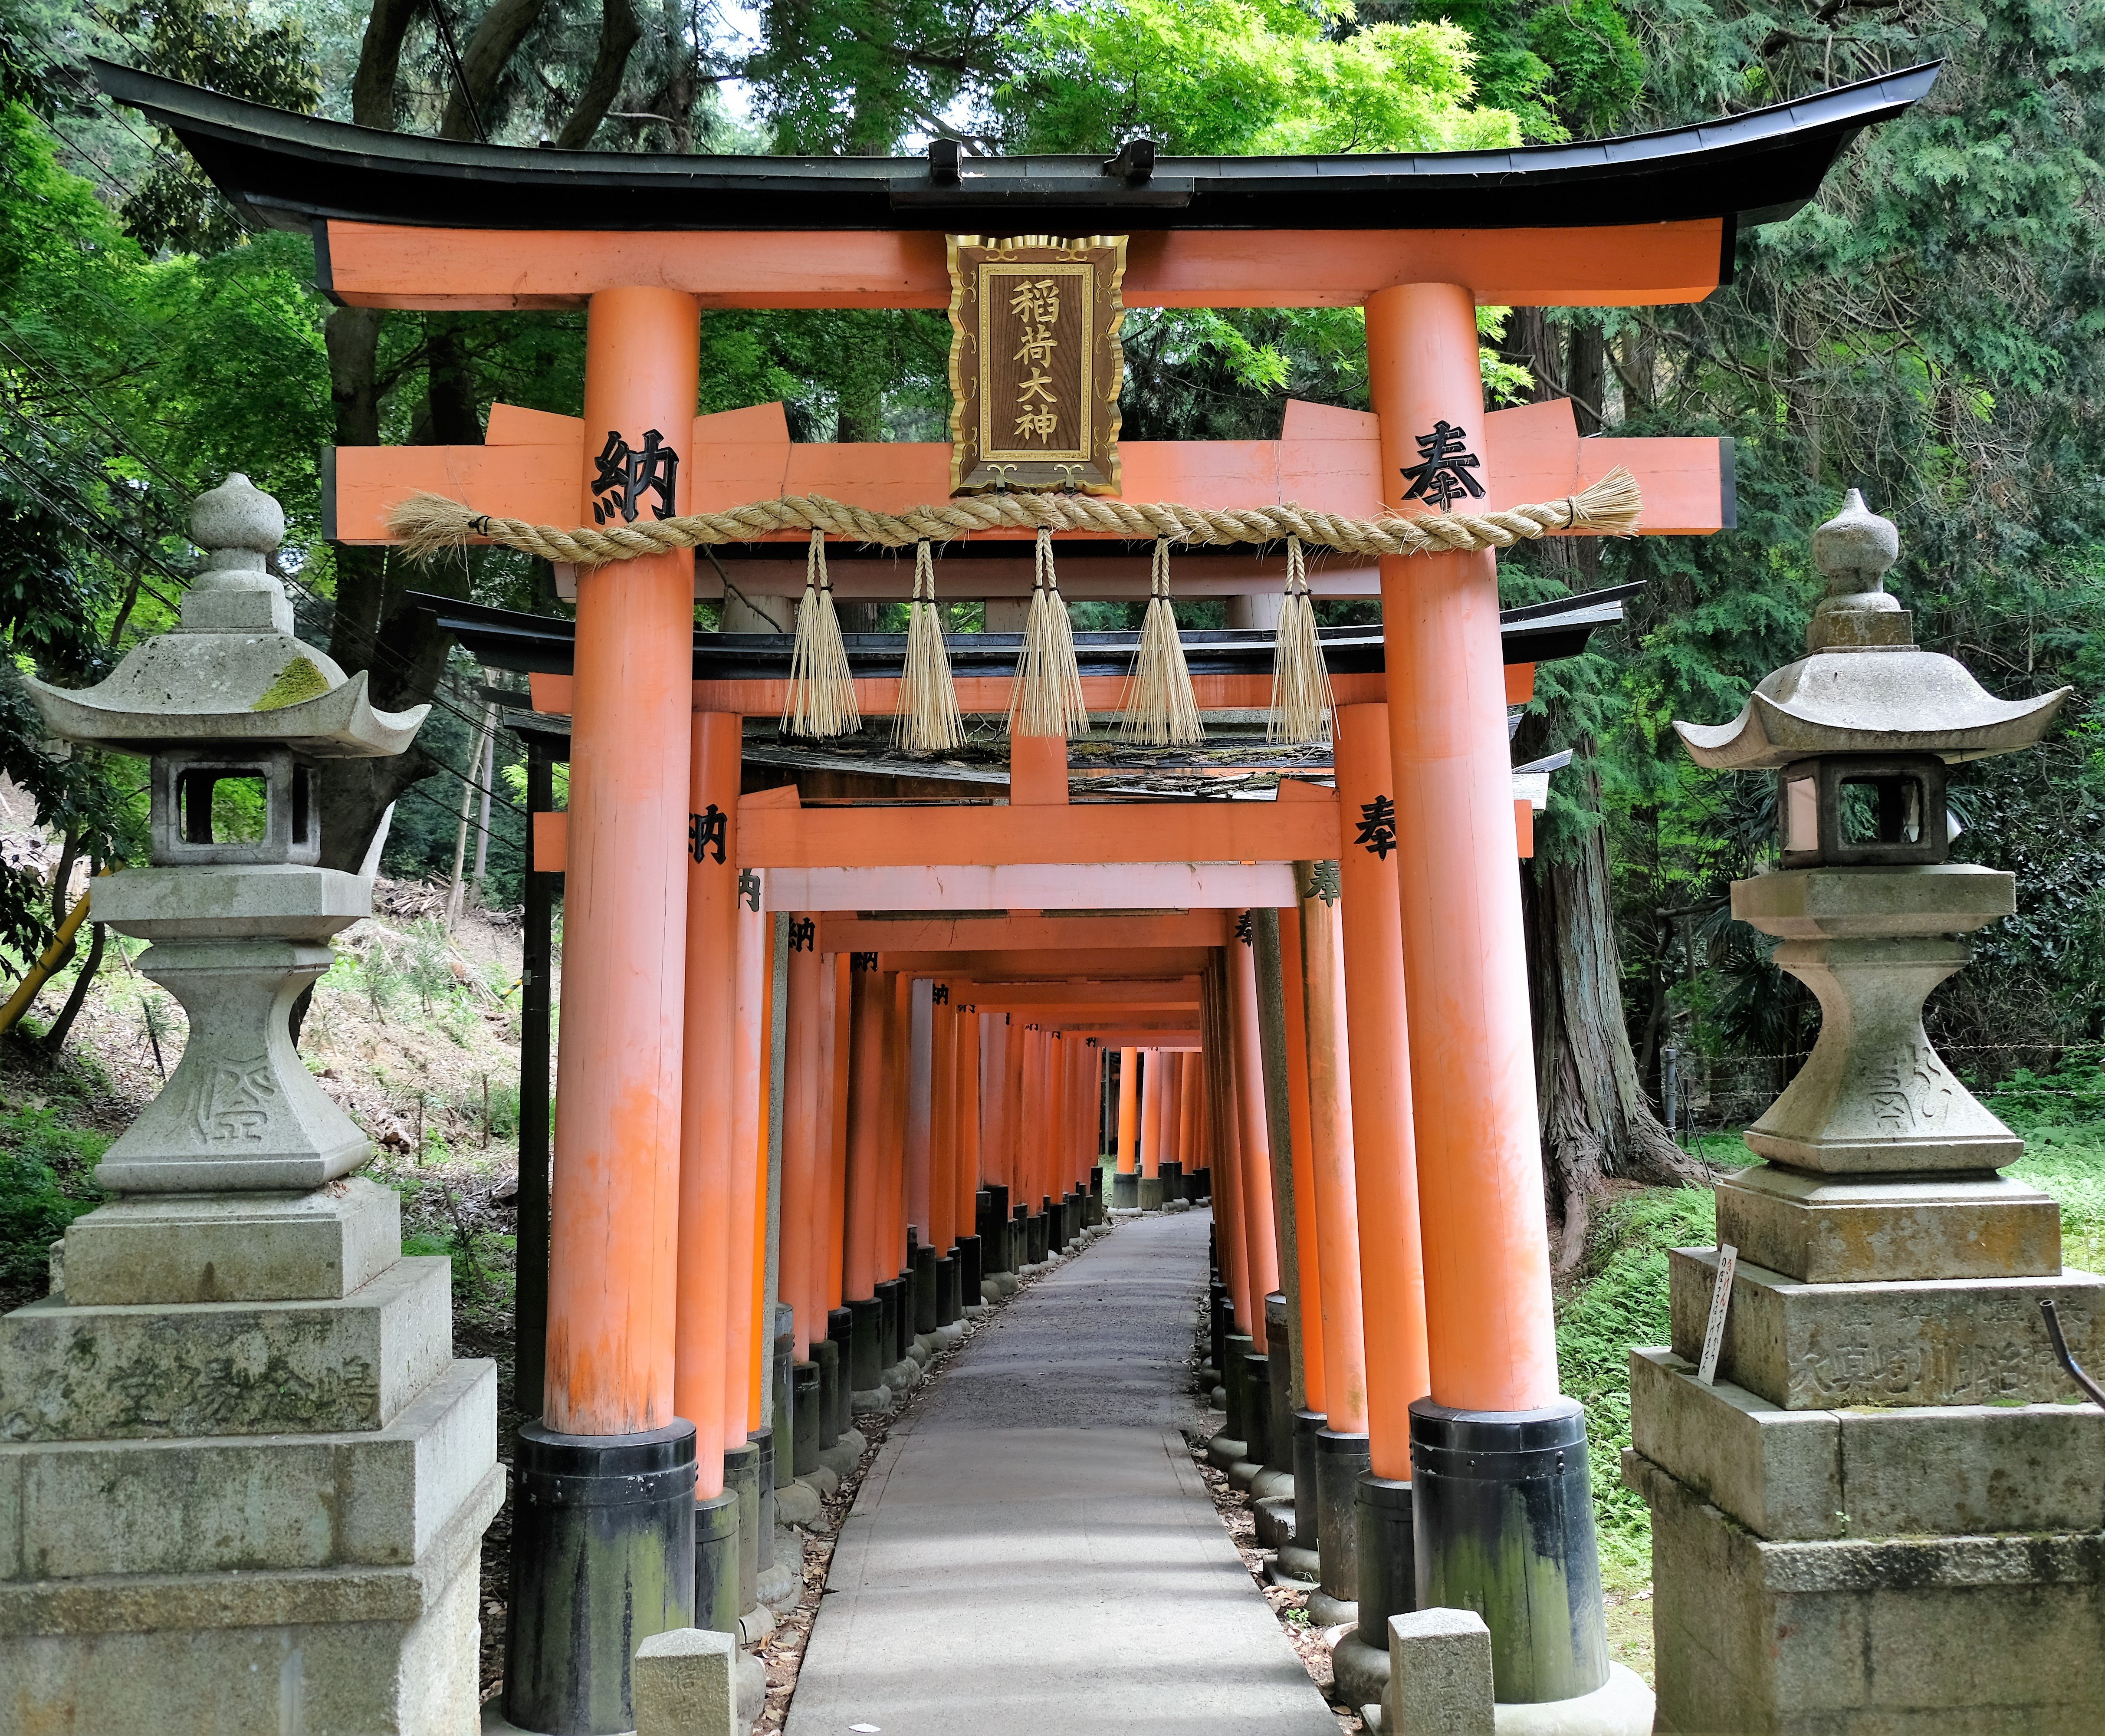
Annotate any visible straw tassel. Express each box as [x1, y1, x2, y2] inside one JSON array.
[[781, 530, 860, 739], [1008, 529, 1088, 739], [1267, 536, 1334, 744], [1120, 539, 1203, 745], [894, 541, 965, 753]]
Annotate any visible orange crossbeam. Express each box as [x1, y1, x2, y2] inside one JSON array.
[[328, 396, 1728, 551], [880, 949, 1216, 978], [736, 783, 1338, 869], [962, 979, 1201, 1011], [823, 914, 1228, 953], [319, 220, 1727, 312]]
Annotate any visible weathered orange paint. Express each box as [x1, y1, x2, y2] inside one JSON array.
[[1367, 286, 1559, 1414], [843, 964, 887, 1301], [543, 286, 696, 1439], [930, 992, 957, 1252], [727, 897, 766, 1445], [1334, 704, 1431, 1473], [956, 1011, 983, 1243], [885, 972, 912, 1277], [1277, 913, 1327, 1417], [674, 710, 739, 1488], [1204, 957, 1254, 1335], [1115, 1048, 1139, 1174], [1298, 878, 1370, 1436], [1229, 925, 1282, 1313], [1515, 799, 1535, 859], [321, 218, 1727, 311], [824, 954, 851, 1313], [782, 927, 821, 1358], [1008, 734, 1070, 806]]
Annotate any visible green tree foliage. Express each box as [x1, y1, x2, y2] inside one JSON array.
[[995, 0, 1519, 155]]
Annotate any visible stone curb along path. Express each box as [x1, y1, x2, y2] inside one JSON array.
[[782, 1209, 1337, 1736]]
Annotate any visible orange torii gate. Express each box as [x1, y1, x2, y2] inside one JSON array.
[[100, 56, 1934, 1732]]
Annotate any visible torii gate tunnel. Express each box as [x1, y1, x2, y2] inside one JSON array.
[[108, 58, 1932, 1732]]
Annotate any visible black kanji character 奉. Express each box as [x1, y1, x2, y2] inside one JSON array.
[[1400, 420, 1484, 513], [591, 428, 680, 525], [788, 917, 816, 952], [689, 804, 727, 864], [1356, 795, 1399, 860], [1235, 911, 1253, 945]]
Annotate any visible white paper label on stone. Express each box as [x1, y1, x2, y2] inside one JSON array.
[[1697, 1243, 1738, 1386]]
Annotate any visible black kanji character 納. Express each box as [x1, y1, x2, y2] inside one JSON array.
[[788, 916, 816, 952], [1356, 794, 1399, 860], [851, 951, 879, 973], [591, 427, 680, 525], [1400, 420, 1484, 513], [930, 983, 949, 1005], [689, 804, 727, 864], [738, 868, 761, 912]]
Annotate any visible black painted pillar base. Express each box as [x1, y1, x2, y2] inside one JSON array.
[[1028, 1212, 1048, 1264], [1112, 1170, 1139, 1209], [1161, 1160, 1183, 1200], [814, 1335, 843, 1448], [771, 1316, 795, 1489], [1354, 1471, 1415, 1651], [792, 1362, 822, 1476], [912, 1243, 939, 1334], [1209, 1282, 1230, 1383], [749, 1426, 778, 1573], [875, 1279, 903, 1366], [1317, 1428, 1371, 1605], [1240, 1349, 1273, 1467], [1064, 1192, 1082, 1243], [504, 1419, 696, 1736], [1221, 1332, 1256, 1443], [1410, 1397, 1609, 1705], [1263, 1295, 1293, 1478], [722, 1440, 761, 1615], [1291, 1410, 1323, 1548], [847, 1298, 883, 1394], [935, 1253, 960, 1326], [695, 1489, 741, 1636], [956, 1233, 982, 1299]]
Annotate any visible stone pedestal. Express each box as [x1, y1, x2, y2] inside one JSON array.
[[0, 1178, 501, 1734]]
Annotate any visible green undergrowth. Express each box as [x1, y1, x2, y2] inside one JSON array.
[[1556, 1183, 1717, 1592]]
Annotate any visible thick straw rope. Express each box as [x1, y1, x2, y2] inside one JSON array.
[[388, 468, 1642, 566]]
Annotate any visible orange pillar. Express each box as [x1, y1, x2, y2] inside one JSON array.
[[956, 1009, 983, 1249], [824, 954, 851, 1315], [905, 979, 934, 1248], [1205, 957, 1253, 1333], [1175, 1053, 1197, 1174], [1138, 1049, 1162, 1177], [544, 285, 697, 1438], [674, 710, 738, 1495], [1298, 870, 1370, 1435], [843, 960, 887, 1302], [724, 889, 766, 1449], [1365, 283, 1557, 1413], [930, 990, 957, 1253], [1335, 704, 1431, 1473], [781, 925, 820, 1359], [1277, 911, 1327, 1418], [880, 971, 909, 1280], [1228, 922, 1281, 1309]]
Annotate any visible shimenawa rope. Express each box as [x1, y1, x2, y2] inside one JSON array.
[[389, 469, 1642, 566]]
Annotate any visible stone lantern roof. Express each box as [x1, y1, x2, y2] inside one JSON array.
[[1673, 490, 2067, 769], [24, 472, 427, 756]]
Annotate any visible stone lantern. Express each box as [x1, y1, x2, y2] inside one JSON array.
[[0, 476, 500, 1734], [1626, 492, 2105, 1734]]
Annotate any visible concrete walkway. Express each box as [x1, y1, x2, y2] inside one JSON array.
[[785, 1211, 1337, 1736]]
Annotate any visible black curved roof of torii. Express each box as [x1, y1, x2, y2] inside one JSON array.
[[94, 59, 1937, 237]]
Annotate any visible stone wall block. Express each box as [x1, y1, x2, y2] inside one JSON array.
[[61, 1177, 403, 1306], [1667, 1246, 2105, 1410], [1715, 1164, 2062, 1285], [0, 1255, 453, 1442], [633, 1627, 738, 1736], [0, 1358, 493, 1580], [1628, 1349, 1843, 1539]]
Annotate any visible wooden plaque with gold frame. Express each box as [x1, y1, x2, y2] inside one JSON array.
[[947, 234, 1126, 496]]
